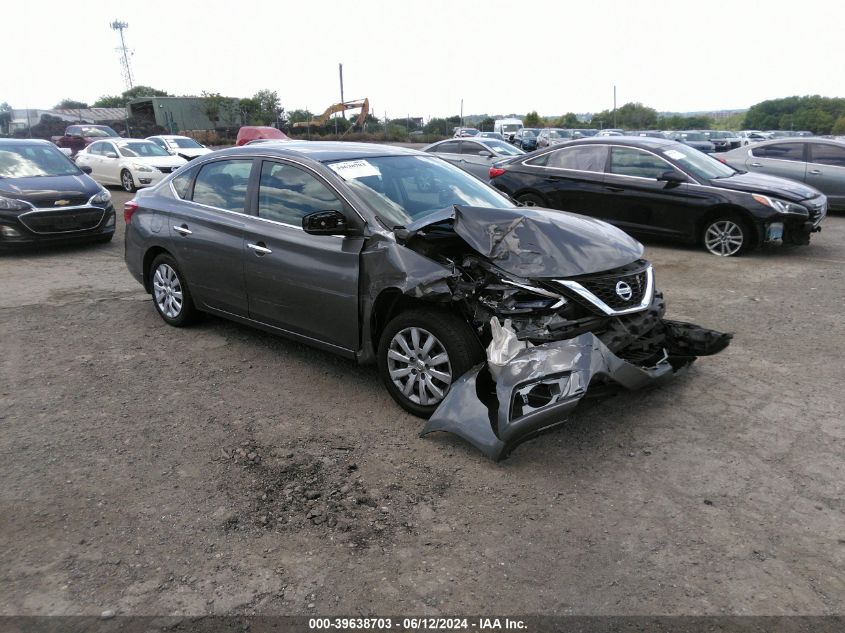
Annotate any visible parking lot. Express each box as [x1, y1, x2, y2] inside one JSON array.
[[1, 187, 843, 616]]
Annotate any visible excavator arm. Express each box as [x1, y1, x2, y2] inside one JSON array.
[[292, 98, 370, 128]]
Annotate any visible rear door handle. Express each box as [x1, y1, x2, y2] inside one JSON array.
[[247, 242, 272, 255], [808, 169, 822, 175], [606, 186, 624, 192], [173, 225, 192, 235], [750, 162, 762, 167]]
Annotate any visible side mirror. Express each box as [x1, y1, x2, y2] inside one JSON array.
[[479, 150, 494, 158], [657, 170, 686, 184], [302, 210, 350, 235], [79, 165, 93, 174], [105, 151, 118, 159]]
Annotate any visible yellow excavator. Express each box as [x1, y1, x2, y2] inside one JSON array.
[[292, 98, 370, 129]]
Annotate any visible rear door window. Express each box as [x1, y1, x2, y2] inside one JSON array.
[[546, 145, 608, 172], [609, 147, 672, 179], [809, 143, 845, 167], [751, 143, 805, 161], [191, 159, 253, 213], [459, 142, 485, 155], [433, 141, 460, 154]]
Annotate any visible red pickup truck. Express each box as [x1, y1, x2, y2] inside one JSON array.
[[52, 124, 120, 156]]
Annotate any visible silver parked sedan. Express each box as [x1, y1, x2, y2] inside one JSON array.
[[719, 137, 845, 210], [422, 138, 524, 180]]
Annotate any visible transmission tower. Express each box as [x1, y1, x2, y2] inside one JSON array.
[[110, 20, 134, 91]]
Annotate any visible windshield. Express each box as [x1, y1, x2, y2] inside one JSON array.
[[709, 131, 730, 139], [0, 143, 81, 178], [168, 137, 203, 149], [681, 133, 708, 141], [662, 146, 735, 180], [501, 124, 521, 133], [550, 130, 571, 139], [480, 140, 523, 156], [80, 126, 118, 137], [119, 142, 171, 158], [326, 155, 513, 228]]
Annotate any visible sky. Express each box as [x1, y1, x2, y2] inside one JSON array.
[[3, 0, 844, 119]]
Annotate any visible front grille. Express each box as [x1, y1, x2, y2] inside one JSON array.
[[805, 196, 826, 226], [578, 269, 649, 310], [19, 208, 105, 234], [35, 195, 90, 208], [155, 166, 176, 174], [556, 261, 653, 315]]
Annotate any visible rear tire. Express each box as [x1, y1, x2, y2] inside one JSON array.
[[702, 215, 749, 257], [517, 192, 547, 208], [377, 308, 484, 418], [149, 253, 199, 326]]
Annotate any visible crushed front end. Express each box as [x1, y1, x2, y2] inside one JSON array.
[[397, 206, 732, 460]]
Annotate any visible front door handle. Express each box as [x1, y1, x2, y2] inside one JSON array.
[[247, 242, 272, 255], [750, 162, 762, 167], [808, 169, 822, 175], [606, 186, 624, 192], [173, 225, 192, 236]]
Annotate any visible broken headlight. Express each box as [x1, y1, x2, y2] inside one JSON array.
[[478, 279, 567, 315]]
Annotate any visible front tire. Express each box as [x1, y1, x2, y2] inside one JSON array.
[[702, 215, 749, 257], [149, 254, 198, 326], [377, 309, 484, 418], [121, 169, 137, 193]]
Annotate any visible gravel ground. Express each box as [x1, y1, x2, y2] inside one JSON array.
[[1, 188, 843, 617]]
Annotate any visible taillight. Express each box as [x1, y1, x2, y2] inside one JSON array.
[[124, 200, 139, 224], [715, 156, 727, 164], [489, 166, 506, 178]]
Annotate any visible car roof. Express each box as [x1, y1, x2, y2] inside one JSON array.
[[0, 138, 54, 146], [212, 141, 424, 162], [150, 134, 192, 140], [561, 136, 680, 150]]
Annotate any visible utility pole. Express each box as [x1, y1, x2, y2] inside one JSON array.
[[110, 20, 134, 91], [460, 99, 464, 128], [613, 85, 617, 129], [338, 63, 345, 118]]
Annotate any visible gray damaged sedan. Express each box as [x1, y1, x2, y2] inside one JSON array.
[[124, 142, 731, 460]]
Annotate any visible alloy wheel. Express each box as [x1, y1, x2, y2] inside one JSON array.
[[153, 263, 183, 319], [122, 171, 135, 192], [387, 327, 453, 406], [704, 220, 744, 256]]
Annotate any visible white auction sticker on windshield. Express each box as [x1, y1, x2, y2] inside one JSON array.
[[664, 149, 687, 160], [328, 159, 380, 180]]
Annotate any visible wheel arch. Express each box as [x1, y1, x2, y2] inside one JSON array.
[[697, 204, 761, 247], [142, 246, 173, 293]]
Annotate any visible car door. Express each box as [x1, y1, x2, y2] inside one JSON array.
[[457, 141, 494, 180], [99, 142, 122, 185], [601, 146, 694, 237], [806, 142, 845, 209], [242, 159, 364, 352], [169, 158, 254, 316], [77, 142, 102, 181], [528, 144, 609, 216], [746, 142, 807, 183]]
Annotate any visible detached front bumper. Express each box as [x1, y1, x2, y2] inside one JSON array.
[[422, 322, 731, 461]]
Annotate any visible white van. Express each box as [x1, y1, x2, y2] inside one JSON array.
[[493, 118, 523, 142]]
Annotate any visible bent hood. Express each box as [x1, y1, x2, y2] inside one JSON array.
[[401, 205, 644, 279], [711, 171, 820, 202]]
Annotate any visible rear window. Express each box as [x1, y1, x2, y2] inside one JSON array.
[[752, 143, 804, 161]]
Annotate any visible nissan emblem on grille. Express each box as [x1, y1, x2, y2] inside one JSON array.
[[615, 281, 633, 301]]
